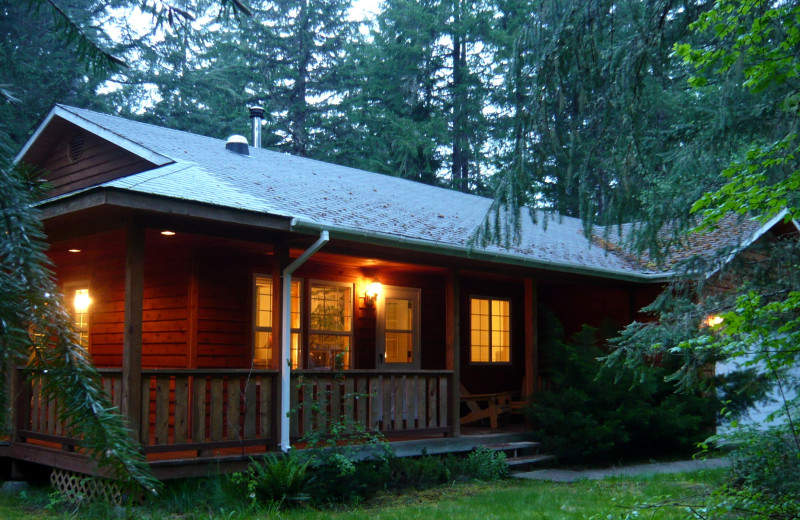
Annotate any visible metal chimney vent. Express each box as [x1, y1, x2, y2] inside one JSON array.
[[249, 106, 264, 149], [225, 135, 249, 155]]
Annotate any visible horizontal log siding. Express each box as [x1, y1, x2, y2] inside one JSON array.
[[195, 254, 250, 369], [50, 231, 127, 367], [141, 243, 191, 368], [290, 370, 452, 439], [39, 126, 155, 197]]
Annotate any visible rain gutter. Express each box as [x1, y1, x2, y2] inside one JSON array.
[[279, 230, 329, 452], [289, 217, 671, 283]]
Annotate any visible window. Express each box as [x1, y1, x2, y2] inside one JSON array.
[[253, 276, 302, 368], [309, 281, 353, 370], [377, 287, 420, 368], [470, 297, 510, 363], [65, 284, 91, 347]]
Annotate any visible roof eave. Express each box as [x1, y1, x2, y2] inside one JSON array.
[[289, 217, 672, 283], [36, 186, 292, 232], [702, 209, 790, 280]]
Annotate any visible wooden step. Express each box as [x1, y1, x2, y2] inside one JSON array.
[[506, 454, 556, 467]]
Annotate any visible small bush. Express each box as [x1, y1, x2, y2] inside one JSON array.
[[727, 426, 800, 499], [230, 452, 311, 507], [459, 447, 509, 481], [304, 447, 393, 505], [389, 454, 452, 489]]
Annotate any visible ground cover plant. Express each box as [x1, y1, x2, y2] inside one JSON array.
[[0, 468, 727, 520]]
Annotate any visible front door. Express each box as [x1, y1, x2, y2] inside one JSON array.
[[376, 286, 420, 370]]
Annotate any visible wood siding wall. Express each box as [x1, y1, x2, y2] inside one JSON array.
[[458, 276, 527, 395], [38, 127, 155, 198]]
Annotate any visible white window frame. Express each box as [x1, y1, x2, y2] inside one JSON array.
[[376, 286, 421, 370], [308, 279, 354, 370], [469, 296, 512, 365], [253, 274, 302, 368]]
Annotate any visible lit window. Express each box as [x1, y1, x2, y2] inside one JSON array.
[[253, 276, 302, 368], [470, 297, 510, 363], [309, 282, 353, 370], [67, 285, 91, 347]]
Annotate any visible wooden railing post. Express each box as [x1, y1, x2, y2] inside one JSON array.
[[12, 368, 31, 443], [446, 270, 460, 436], [122, 225, 144, 443], [524, 279, 537, 400]]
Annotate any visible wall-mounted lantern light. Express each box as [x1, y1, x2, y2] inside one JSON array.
[[364, 280, 382, 307]]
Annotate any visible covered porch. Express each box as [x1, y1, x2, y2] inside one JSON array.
[[6, 208, 539, 478]]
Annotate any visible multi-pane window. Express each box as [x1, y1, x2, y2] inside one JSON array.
[[470, 297, 510, 363], [71, 287, 91, 347], [253, 276, 302, 368], [378, 286, 420, 368], [309, 282, 353, 370], [385, 297, 414, 363]]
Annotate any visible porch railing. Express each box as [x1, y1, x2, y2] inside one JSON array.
[[139, 369, 278, 453], [15, 368, 279, 455], [14, 368, 453, 458], [290, 370, 452, 439]]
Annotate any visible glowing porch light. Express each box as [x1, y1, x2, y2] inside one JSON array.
[[365, 281, 382, 306], [74, 289, 92, 314], [161, 230, 176, 236], [704, 315, 724, 327], [68, 248, 82, 253]]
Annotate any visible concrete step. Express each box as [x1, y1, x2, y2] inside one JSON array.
[[485, 441, 540, 452], [506, 454, 557, 470]]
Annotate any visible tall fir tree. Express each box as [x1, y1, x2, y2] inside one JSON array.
[[0, 0, 118, 148]]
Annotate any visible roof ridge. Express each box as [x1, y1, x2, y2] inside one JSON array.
[[54, 104, 562, 215], [56, 103, 225, 148]]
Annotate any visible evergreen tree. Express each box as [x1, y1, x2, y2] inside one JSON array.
[[0, 0, 118, 148], [109, 0, 358, 157], [328, 0, 449, 184]]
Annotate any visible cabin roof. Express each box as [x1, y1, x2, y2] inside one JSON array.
[[18, 105, 788, 282]]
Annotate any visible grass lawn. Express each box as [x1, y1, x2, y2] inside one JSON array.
[[0, 469, 725, 520]]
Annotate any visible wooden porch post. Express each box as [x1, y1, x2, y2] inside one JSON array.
[[446, 270, 460, 437], [524, 278, 537, 399], [122, 225, 144, 442]]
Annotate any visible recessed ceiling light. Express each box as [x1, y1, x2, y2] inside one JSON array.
[[161, 230, 176, 236], [68, 249, 81, 253]]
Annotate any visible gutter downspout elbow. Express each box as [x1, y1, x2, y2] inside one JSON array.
[[279, 230, 329, 452]]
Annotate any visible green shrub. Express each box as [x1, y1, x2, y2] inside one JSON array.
[[304, 445, 393, 505], [527, 311, 716, 465], [727, 426, 800, 499], [230, 452, 311, 507], [458, 447, 509, 481], [388, 453, 452, 489]]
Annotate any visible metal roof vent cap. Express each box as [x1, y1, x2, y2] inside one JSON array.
[[249, 106, 265, 149], [225, 135, 249, 155]]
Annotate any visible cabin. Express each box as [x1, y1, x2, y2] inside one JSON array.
[[2, 105, 784, 482]]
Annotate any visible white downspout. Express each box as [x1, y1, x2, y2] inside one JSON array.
[[279, 230, 329, 452]]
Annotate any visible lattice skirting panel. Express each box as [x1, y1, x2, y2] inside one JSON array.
[[50, 468, 126, 505]]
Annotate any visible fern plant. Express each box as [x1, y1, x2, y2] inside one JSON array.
[[232, 452, 311, 507]]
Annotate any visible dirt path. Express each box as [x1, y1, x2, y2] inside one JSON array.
[[514, 458, 731, 482]]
